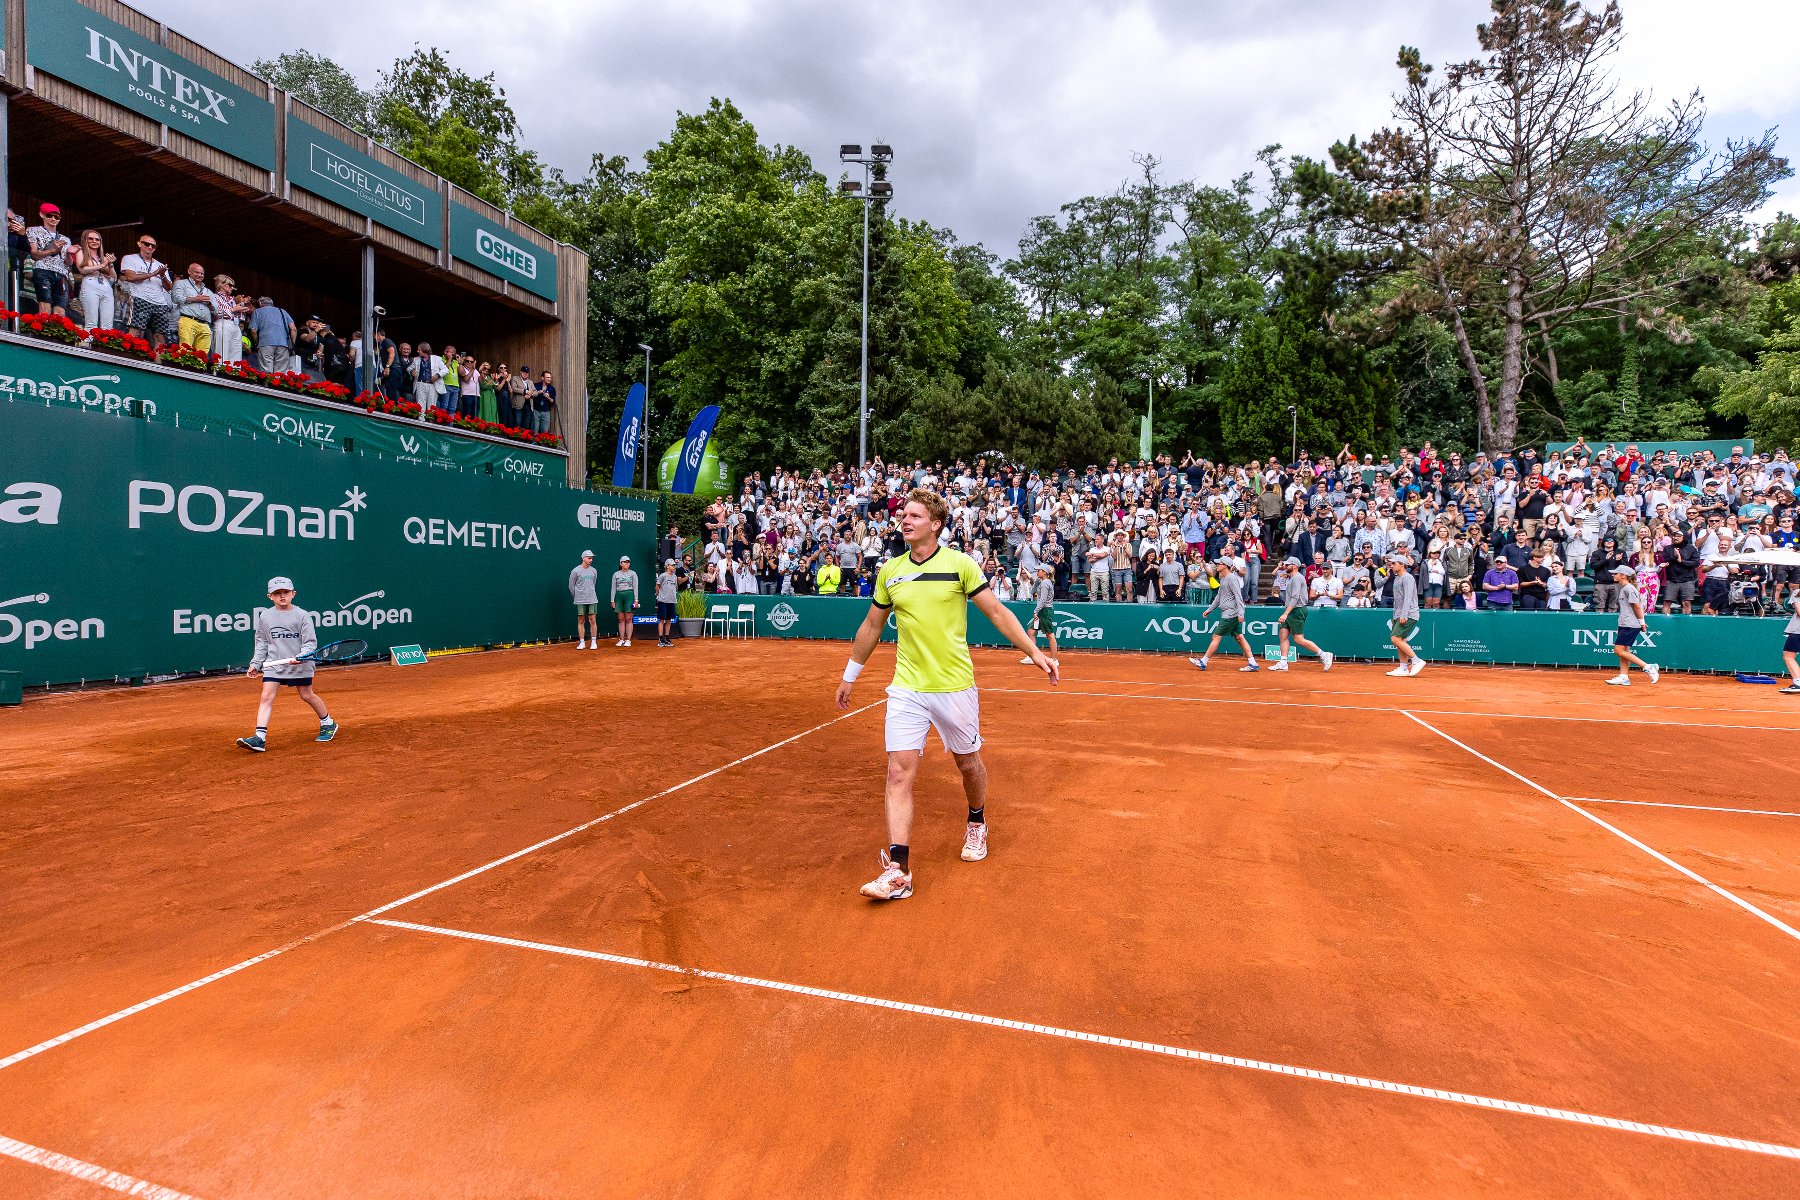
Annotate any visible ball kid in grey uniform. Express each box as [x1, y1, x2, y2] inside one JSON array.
[[1385, 549, 1425, 676], [237, 575, 337, 751]]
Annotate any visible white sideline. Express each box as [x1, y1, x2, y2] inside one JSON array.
[[368, 917, 1800, 1163], [982, 686, 1800, 734], [1572, 797, 1800, 820], [0, 1133, 200, 1199], [0, 703, 885, 1074], [1402, 712, 1800, 947]]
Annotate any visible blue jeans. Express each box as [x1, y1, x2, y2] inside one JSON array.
[[1110, 569, 1134, 601]]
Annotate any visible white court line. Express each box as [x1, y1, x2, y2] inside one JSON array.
[[1046, 676, 1800, 719], [369, 917, 1800, 1163], [1402, 712, 1800, 948], [1572, 798, 1800, 820], [0, 1133, 200, 1198], [983, 687, 1800, 734], [0, 703, 885, 1074]]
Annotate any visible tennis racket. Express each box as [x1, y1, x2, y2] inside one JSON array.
[[266, 638, 368, 668]]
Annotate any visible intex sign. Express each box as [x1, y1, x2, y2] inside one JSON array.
[[475, 229, 538, 280], [84, 29, 233, 123]]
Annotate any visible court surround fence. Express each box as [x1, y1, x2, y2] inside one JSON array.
[[0, 397, 655, 687], [726, 595, 1787, 676], [0, 333, 568, 481]]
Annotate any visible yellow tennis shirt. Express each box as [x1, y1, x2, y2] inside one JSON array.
[[873, 544, 988, 693]]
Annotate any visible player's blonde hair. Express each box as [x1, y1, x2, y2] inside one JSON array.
[[905, 488, 949, 533]]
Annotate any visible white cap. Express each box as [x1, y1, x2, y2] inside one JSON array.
[[581, 549, 594, 558], [266, 576, 295, 593], [1609, 562, 1635, 577], [620, 555, 630, 563], [1283, 556, 1302, 567], [665, 558, 677, 568]]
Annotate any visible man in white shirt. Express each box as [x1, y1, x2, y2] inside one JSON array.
[[120, 233, 176, 349]]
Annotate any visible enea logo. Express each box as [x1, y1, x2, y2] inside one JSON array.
[[768, 602, 800, 632], [1, 482, 62, 525], [474, 228, 539, 280], [1143, 614, 1218, 644], [173, 588, 414, 636], [620, 417, 639, 460], [684, 433, 711, 473], [0, 592, 105, 650], [1053, 618, 1103, 642], [128, 481, 365, 540]]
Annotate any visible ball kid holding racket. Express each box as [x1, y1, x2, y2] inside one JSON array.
[[237, 575, 341, 752]]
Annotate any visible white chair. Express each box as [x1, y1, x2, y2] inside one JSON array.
[[704, 604, 730, 638], [731, 603, 755, 639]]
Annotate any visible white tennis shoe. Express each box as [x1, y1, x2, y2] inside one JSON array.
[[1320, 651, 1334, 672], [1267, 660, 1289, 672], [1407, 657, 1425, 677], [961, 822, 989, 861], [1386, 666, 1410, 677], [577, 639, 587, 650], [860, 851, 913, 900], [1645, 663, 1660, 684], [1606, 674, 1631, 686]]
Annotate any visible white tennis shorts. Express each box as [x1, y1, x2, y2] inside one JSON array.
[[885, 685, 982, 755]]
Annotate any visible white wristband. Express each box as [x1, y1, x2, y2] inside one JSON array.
[[842, 659, 864, 683]]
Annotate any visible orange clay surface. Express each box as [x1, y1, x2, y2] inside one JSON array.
[[3, 640, 1800, 1198]]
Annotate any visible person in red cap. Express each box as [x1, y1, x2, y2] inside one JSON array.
[[26, 203, 72, 317]]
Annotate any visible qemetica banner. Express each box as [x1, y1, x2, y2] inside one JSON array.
[[0, 400, 656, 686], [728, 595, 1784, 675], [0, 334, 566, 482]]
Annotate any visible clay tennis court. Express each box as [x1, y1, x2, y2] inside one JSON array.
[[3, 641, 1799, 1198]]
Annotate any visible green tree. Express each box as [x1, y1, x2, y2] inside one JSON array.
[[253, 51, 373, 132], [373, 48, 544, 206]]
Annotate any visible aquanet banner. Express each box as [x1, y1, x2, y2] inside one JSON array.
[[0, 399, 655, 686], [0, 333, 564, 481], [726, 594, 1783, 676], [25, 0, 277, 169]]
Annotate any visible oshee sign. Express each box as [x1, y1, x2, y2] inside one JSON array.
[[286, 113, 442, 247], [449, 203, 558, 301], [0, 333, 564, 478], [25, 0, 277, 169], [0, 399, 656, 686]]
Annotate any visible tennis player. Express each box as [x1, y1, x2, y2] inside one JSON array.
[[236, 575, 337, 752], [1781, 589, 1800, 695], [1386, 549, 1426, 677], [836, 488, 1059, 901], [611, 555, 639, 648], [1606, 562, 1660, 686], [1189, 555, 1258, 672], [1268, 556, 1332, 672], [1021, 564, 1059, 664]]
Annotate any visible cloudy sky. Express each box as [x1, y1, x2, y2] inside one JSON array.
[[158, 0, 1799, 254]]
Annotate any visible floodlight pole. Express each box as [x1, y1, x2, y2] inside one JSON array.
[[638, 343, 653, 491], [859, 167, 870, 472], [839, 143, 893, 473]]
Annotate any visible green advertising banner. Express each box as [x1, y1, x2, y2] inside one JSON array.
[[0, 333, 565, 481], [725, 595, 1785, 676], [285, 113, 441, 247], [449, 203, 558, 301], [0, 400, 656, 686], [1548, 439, 1752, 460], [25, 0, 277, 169]]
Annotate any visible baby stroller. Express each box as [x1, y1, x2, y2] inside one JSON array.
[[1726, 572, 1765, 617]]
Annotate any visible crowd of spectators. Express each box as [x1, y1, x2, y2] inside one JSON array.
[[7, 201, 557, 434], [674, 441, 1799, 618]]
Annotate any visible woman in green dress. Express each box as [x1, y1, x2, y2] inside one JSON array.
[[477, 360, 500, 424]]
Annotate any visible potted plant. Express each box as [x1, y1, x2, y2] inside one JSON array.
[[675, 588, 708, 638]]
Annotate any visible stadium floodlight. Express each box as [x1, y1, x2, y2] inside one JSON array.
[[838, 140, 895, 471]]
